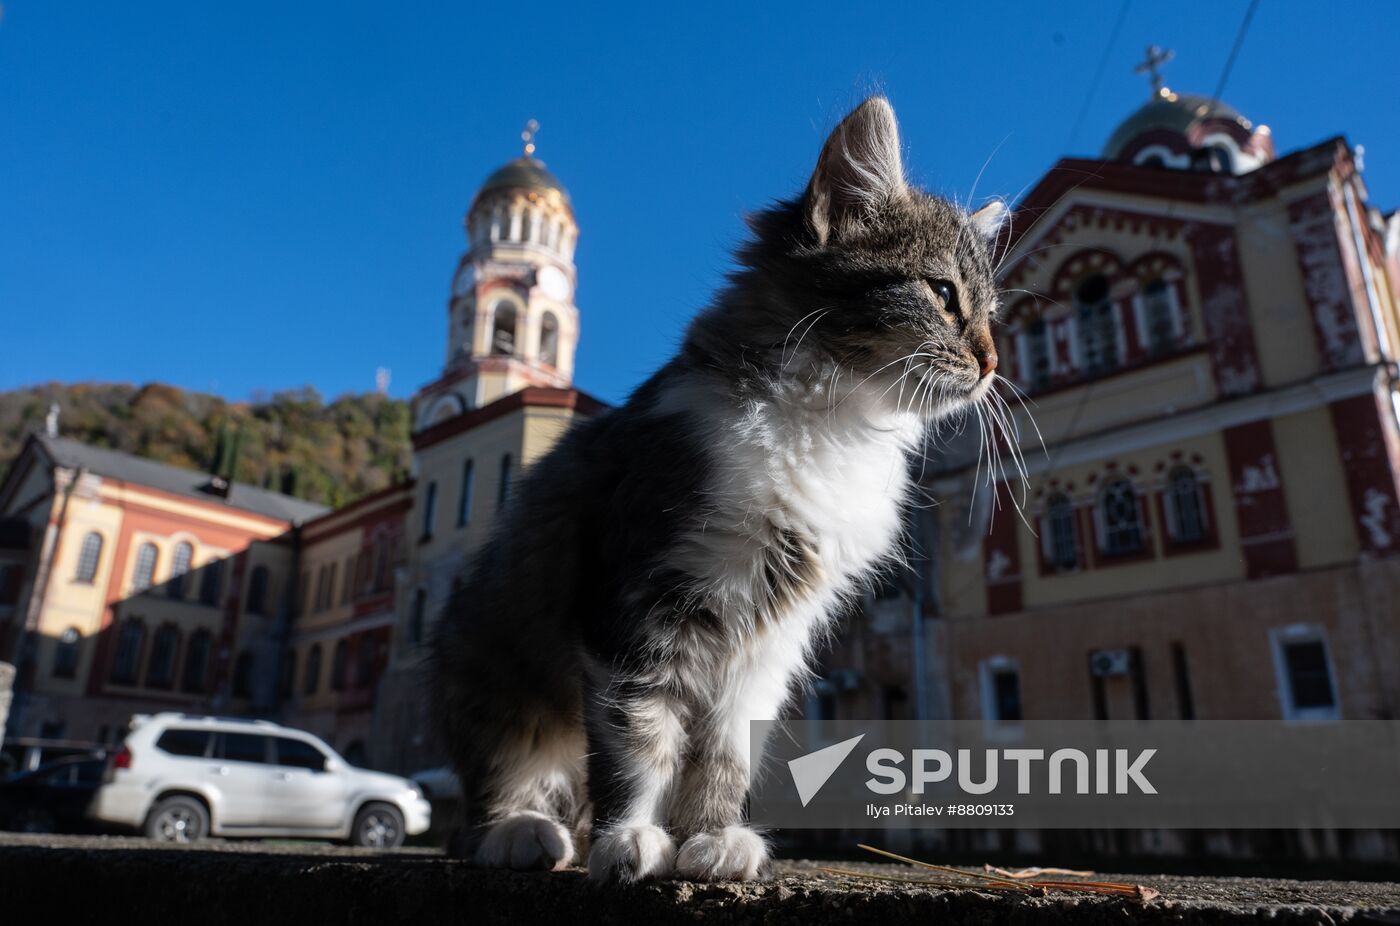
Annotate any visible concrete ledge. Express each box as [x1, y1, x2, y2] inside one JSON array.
[[1, 835, 1397, 925]]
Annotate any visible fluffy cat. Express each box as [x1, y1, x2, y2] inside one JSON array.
[[431, 95, 1006, 883]]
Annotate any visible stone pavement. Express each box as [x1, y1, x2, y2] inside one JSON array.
[[1, 834, 1397, 924]]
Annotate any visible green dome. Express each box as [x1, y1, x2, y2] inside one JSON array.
[[1103, 91, 1252, 159], [477, 157, 570, 202]]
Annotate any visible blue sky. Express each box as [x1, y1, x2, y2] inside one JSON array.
[[3, 1, 1397, 406]]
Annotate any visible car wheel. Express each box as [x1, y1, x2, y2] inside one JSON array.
[[351, 802, 405, 849], [11, 808, 56, 834], [144, 796, 209, 844]]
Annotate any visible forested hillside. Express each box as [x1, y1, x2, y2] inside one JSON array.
[[0, 382, 413, 508]]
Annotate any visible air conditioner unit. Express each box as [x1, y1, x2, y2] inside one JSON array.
[[1090, 649, 1133, 678]]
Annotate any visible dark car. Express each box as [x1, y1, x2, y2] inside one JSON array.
[[0, 755, 108, 834]]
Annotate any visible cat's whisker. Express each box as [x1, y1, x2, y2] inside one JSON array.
[[988, 394, 1032, 515], [862, 350, 941, 406], [781, 307, 832, 370], [965, 135, 1012, 214], [968, 402, 988, 525], [1001, 378, 1049, 460], [888, 350, 923, 413], [979, 388, 1037, 535]]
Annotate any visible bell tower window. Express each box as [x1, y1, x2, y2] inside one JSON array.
[[491, 302, 518, 356], [539, 313, 560, 367]]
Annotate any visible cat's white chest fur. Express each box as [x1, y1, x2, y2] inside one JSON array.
[[666, 373, 924, 639]]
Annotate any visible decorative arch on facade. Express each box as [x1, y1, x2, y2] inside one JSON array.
[[423, 392, 467, 428], [1084, 462, 1155, 563], [1125, 252, 1191, 355], [1049, 247, 1125, 301], [1150, 452, 1218, 553], [1030, 476, 1089, 575], [1001, 295, 1058, 391], [478, 287, 526, 358]]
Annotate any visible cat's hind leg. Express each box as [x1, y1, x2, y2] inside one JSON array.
[[462, 715, 587, 872]]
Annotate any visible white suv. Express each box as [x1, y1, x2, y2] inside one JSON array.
[[89, 713, 431, 848]]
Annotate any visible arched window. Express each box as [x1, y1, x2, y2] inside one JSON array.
[[75, 532, 103, 584], [1141, 279, 1179, 355], [1099, 478, 1144, 556], [539, 312, 560, 367], [1023, 318, 1051, 392], [490, 301, 518, 356], [146, 624, 179, 689], [421, 481, 438, 541], [1046, 493, 1078, 570], [182, 629, 211, 693], [52, 627, 81, 678], [458, 459, 475, 527], [498, 453, 513, 509], [232, 650, 254, 699], [110, 619, 145, 685], [1074, 274, 1118, 376], [198, 559, 222, 606], [331, 639, 350, 691], [132, 543, 159, 592], [1166, 466, 1208, 544], [246, 565, 270, 616], [304, 644, 323, 695], [168, 542, 193, 599]]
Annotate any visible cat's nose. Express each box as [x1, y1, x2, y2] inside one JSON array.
[[979, 350, 998, 379]]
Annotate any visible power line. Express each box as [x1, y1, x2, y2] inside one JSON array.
[[1210, 0, 1261, 105], [1066, 0, 1133, 152]]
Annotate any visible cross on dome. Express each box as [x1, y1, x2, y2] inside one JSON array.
[[1134, 45, 1175, 97]]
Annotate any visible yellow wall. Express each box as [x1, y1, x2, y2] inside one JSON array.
[[1234, 194, 1324, 387]]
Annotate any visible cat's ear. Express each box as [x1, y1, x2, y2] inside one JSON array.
[[970, 200, 1009, 243], [805, 96, 908, 245]]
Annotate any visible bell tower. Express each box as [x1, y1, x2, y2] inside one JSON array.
[[419, 122, 581, 431]]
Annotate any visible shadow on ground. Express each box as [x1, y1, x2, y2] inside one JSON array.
[[1, 834, 1398, 925]]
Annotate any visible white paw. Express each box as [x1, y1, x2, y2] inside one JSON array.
[[587, 823, 676, 883], [475, 811, 574, 871], [675, 826, 770, 881]]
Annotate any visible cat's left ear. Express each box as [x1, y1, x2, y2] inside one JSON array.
[[805, 96, 909, 245], [970, 200, 1009, 243]]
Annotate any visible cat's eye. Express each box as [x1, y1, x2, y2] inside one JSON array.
[[925, 279, 960, 318]]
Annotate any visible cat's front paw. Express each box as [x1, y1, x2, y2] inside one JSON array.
[[475, 811, 574, 871], [587, 823, 676, 883], [675, 826, 770, 881]]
